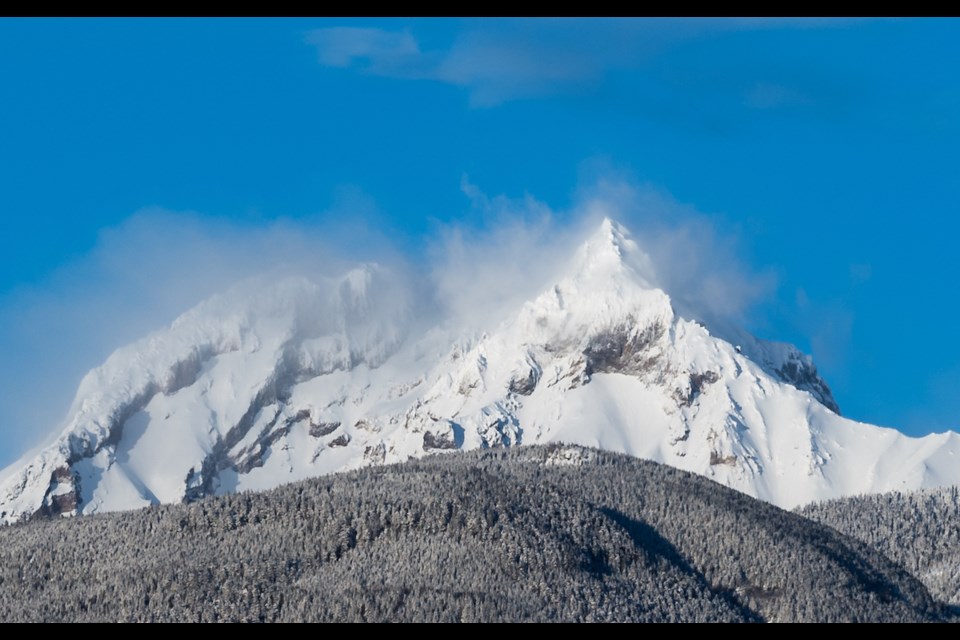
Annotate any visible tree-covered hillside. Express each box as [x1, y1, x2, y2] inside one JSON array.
[[0, 445, 946, 622], [800, 486, 960, 608]]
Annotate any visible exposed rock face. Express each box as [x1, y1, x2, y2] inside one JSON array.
[[776, 357, 840, 414], [423, 425, 460, 451], [710, 452, 738, 467], [40, 466, 80, 518], [507, 367, 540, 396], [329, 435, 351, 448], [309, 422, 341, 438], [583, 321, 666, 378], [674, 371, 721, 408]]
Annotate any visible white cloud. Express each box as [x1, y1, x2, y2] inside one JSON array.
[[577, 177, 776, 326], [430, 180, 582, 331], [306, 20, 653, 106], [306, 27, 428, 75], [436, 171, 774, 330], [306, 18, 855, 108]]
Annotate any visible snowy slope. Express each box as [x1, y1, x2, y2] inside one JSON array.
[[3, 218, 959, 523]]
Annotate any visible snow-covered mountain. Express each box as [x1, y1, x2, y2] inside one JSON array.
[[3, 218, 959, 524]]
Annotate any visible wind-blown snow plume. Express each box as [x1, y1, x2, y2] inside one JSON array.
[[572, 176, 777, 325], [432, 176, 773, 333]]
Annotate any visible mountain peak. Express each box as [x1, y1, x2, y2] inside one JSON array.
[[569, 217, 657, 290], [586, 216, 629, 257], [596, 215, 621, 237]]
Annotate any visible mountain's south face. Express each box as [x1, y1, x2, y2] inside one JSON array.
[[2, 219, 959, 524]]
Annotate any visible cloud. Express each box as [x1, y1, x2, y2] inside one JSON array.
[[306, 19, 665, 106], [575, 176, 776, 325], [305, 27, 429, 76], [434, 170, 774, 331], [0, 174, 775, 468], [306, 18, 855, 107], [429, 177, 580, 330]]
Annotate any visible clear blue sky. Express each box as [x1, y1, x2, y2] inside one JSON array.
[[1, 18, 959, 463]]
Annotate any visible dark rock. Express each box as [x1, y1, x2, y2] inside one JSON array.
[[234, 455, 263, 475], [290, 409, 311, 423], [329, 434, 351, 448], [508, 367, 540, 396], [363, 442, 386, 464], [583, 320, 665, 377], [230, 410, 290, 475], [692, 371, 720, 394], [775, 355, 840, 415], [163, 346, 215, 396], [309, 422, 341, 438], [49, 491, 78, 514], [710, 451, 737, 466], [674, 371, 721, 407], [39, 466, 80, 518], [423, 430, 457, 451], [51, 465, 72, 483]]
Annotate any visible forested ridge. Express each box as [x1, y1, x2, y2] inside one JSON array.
[[800, 486, 960, 609], [0, 445, 949, 622]]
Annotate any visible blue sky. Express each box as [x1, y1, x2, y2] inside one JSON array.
[[1, 18, 959, 464]]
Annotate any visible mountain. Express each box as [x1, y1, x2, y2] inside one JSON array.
[[800, 486, 960, 607], [0, 445, 947, 622], [3, 218, 960, 524]]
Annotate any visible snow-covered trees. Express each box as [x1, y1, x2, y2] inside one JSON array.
[[800, 487, 960, 608], [0, 445, 947, 622]]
